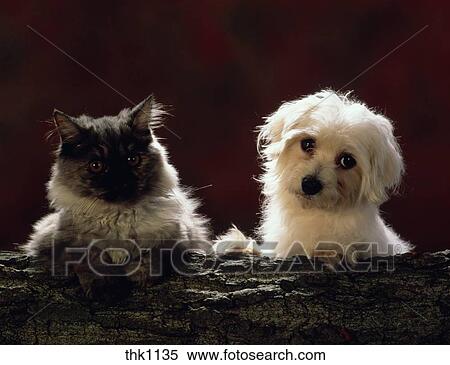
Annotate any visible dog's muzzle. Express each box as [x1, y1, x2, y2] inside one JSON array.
[[301, 175, 323, 196]]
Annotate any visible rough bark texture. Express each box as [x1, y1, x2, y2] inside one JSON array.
[[0, 250, 449, 344]]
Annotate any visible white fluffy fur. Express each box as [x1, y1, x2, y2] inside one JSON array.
[[215, 225, 259, 256], [221, 90, 412, 260]]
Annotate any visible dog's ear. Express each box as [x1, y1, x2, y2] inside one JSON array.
[[360, 115, 404, 204], [257, 91, 336, 159], [259, 101, 312, 159], [257, 103, 290, 154]]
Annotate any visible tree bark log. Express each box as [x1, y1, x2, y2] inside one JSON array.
[[0, 250, 449, 344]]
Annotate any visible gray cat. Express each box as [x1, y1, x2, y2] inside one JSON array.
[[22, 96, 209, 298]]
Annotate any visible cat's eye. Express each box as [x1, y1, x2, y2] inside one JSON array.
[[88, 160, 105, 174], [338, 153, 356, 170], [300, 138, 316, 153], [127, 154, 141, 167]]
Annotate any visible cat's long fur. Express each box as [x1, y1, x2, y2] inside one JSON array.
[[23, 96, 209, 267]]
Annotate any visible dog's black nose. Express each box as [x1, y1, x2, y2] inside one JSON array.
[[301, 175, 323, 196]]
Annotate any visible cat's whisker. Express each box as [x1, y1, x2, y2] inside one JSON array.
[[192, 184, 213, 192]]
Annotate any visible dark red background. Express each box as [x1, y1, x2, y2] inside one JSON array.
[[1, 1, 449, 251]]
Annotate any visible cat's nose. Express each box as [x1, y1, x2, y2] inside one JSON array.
[[111, 181, 129, 191], [301, 175, 323, 196]]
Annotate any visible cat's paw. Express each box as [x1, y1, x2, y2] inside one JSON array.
[[107, 249, 130, 265]]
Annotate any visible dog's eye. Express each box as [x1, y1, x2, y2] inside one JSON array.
[[300, 138, 316, 153], [127, 154, 141, 167], [88, 160, 105, 174], [338, 153, 356, 170]]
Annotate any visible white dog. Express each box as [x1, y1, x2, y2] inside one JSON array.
[[220, 90, 411, 262]]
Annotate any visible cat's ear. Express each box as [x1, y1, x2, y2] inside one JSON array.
[[128, 95, 164, 137], [53, 110, 83, 144]]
